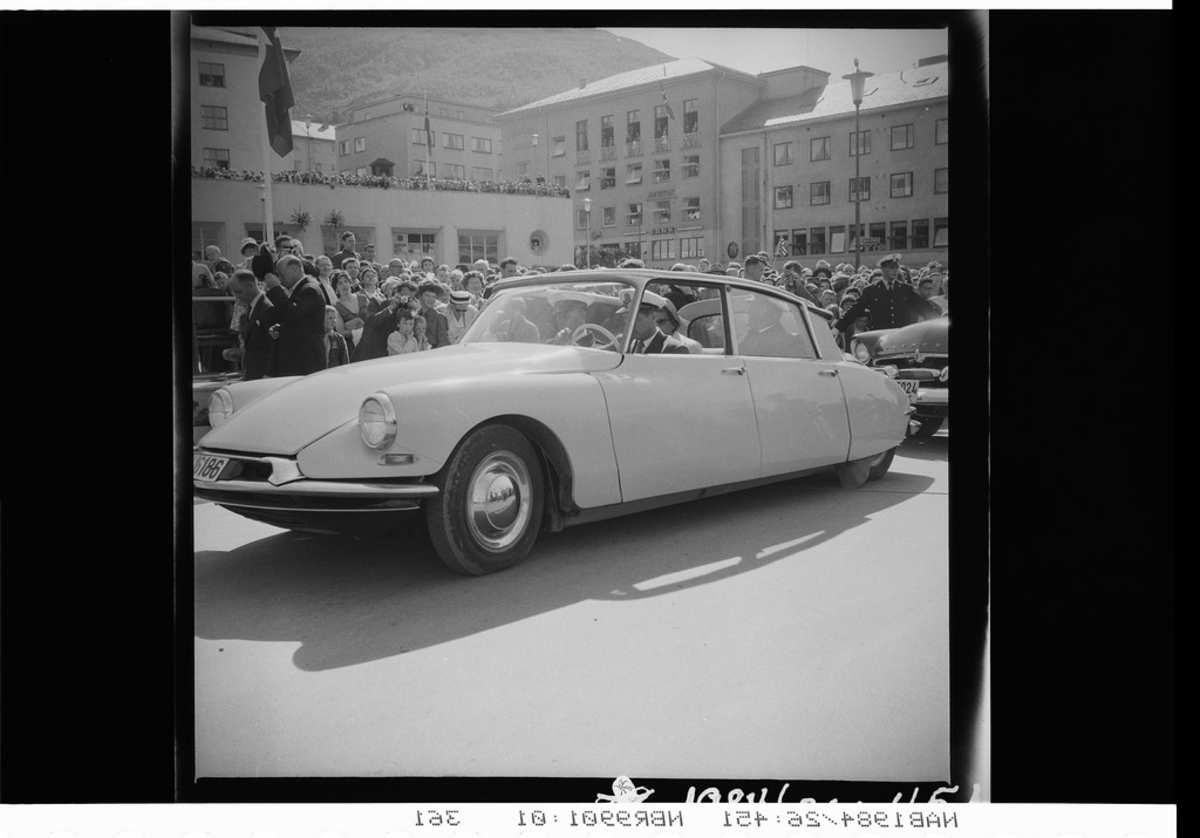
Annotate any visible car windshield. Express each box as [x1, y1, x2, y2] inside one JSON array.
[[461, 280, 636, 352]]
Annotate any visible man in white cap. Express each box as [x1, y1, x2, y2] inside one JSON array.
[[624, 290, 689, 354]]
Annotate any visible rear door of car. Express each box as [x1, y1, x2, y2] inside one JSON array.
[[593, 301, 761, 503], [727, 287, 851, 475]]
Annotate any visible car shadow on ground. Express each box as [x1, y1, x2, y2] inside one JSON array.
[[897, 433, 949, 463], [194, 468, 936, 671]]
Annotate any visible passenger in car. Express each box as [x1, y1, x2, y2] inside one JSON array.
[[623, 291, 689, 355], [651, 297, 702, 354], [738, 294, 800, 357]]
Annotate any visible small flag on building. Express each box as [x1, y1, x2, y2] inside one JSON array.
[[777, 238, 790, 258], [660, 84, 676, 122], [258, 26, 295, 157]]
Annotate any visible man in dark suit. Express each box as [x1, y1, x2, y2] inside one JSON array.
[[329, 231, 359, 270], [625, 291, 689, 355], [265, 255, 327, 376], [417, 281, 451, 349], [228, 269, 275, 380], [836, 254, 941, 334]]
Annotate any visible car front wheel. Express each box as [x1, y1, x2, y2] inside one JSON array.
[[867, 446, 896, 481], [425, 424, 545, 575]]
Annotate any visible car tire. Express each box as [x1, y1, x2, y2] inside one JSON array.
[[867, 446, 896, 481], [911, 416, 944, 438], [425, 424, 545, 575]]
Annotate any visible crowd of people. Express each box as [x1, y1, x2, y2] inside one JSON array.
[[192, 231, 948, 380], [192, 165, 571, 197]]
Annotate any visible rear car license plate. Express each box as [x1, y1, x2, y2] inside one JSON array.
[[898, 379, 920, 403], [193, 454, 229, 483]]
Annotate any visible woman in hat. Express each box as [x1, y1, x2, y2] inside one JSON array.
[[444, 289, 479, 344]]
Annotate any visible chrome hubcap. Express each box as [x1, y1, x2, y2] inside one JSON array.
[[466, 451, 532, 552]]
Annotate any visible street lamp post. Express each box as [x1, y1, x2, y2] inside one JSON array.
[[582, 197, 592, 269], [843, 59, 874, 270]]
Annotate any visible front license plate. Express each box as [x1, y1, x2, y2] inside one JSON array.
[[193, 454, 229, 483], [897, 379, 920, 403]]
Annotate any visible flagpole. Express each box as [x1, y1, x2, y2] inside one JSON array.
[[424, 91, 431, 191], [258, 28, 276, 248]]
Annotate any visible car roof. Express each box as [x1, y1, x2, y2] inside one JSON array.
[[491, 269, 832, 318]]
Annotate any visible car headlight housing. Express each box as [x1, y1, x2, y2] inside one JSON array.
[[207, 388, 234, 428], [359, 394, 397, 450], [939, 366, 949, 383], [851, 339, 871, 364]]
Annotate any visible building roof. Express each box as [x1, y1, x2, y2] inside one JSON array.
[[292, 119, 336, 141], [190, 25, 301, 60], [720, 60, 947, 135], [497, 57, 760, 119]]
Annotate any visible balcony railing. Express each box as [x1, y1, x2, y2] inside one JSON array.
[[600, 144, 617, 161], [654, 136, 671, 154], [682, 132, 701, 149], [575, 150, 590, 165], [626, 139, 642, 157]]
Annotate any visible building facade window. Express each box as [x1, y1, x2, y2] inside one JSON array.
[[626, 110, 641, 141], [602, 206, 616, 227], [445, 163, 465, 179], [891, 124, 915, 150], [811, 136, 831, 161], [198, 61, 224, 87], [680, 236, 704, 259], [626, 163, 643, 185], [774, 185, 793, 209], [890, 221, 908, 250], [935, 167, 948, 194], [517, 161, 529, 178], [911, 219, 930, 249], [412, 128, 435, 146], [682, 155, 700, 178], [354, 136, 366, 152], [191, 222, 224, 260], [471, 166, 494, 181], [809, 227, 826, 255], [810, 181, 831, 206], [683, 98, 698, 134], [601, 115, 614, 147], [339, 140, 350, 156], [790, 228, 808, 256], [869, 222, 886, 249], [576, 120, 589, 152], [653, 199, 672, 224], [651, 238, 676, 261], [202, 148, 230, 169], [551, 136, 565, 157], [411, 160, 435, 177], [849, 176, 870, 202], [457, 231, 499, 265], [774, 142, 793, 166], [849, 129, 871, 156], [200, 105, 228, 130], [829, 225, 846, 254], [444, 133, 465, 150], [601, 167, 616, 189], [552, 174, 566, 189], [684, 197, 701, 221], [473, 136, 492, 153], [654, 158, 671, 182], [627, 202, 643, 226], [577, 209, 590, 230], [575, 170, 590, 191], [933, 217, 949, 247], [935, 117, 948, 145], [890, 172, 914, 198], [654, 105, 670, 139]]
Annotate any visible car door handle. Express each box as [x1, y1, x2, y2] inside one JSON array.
[[721, 367, 746, 375], [818, 369, 839, 377]]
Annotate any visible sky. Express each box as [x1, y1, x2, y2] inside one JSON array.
[[601, 27, 954, 79]]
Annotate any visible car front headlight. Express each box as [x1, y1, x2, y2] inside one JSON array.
[[359, 394, 397, 450], [207, 388, 234, 428], [851, 339, 871, 363], [939, 366, 949, 383]]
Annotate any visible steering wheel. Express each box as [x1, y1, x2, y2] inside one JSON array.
[[571, 323, 618, 351]]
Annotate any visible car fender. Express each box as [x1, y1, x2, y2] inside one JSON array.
[[836, 362, 911, 460], [296, 371, 623, 509]]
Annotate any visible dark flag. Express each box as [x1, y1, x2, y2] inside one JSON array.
[[424, 96, 434, 158], [660, 84, 676, 121], [259, 26, 295, 157]]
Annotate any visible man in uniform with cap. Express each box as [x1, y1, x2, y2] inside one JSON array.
[[547, 291, 594, 345], [835, 254, 941, 335]]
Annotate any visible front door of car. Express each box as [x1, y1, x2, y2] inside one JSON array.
[[728, 287, 851, 475], [594, 353, 761, 503]]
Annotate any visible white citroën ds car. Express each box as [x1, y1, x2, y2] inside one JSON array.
[[194, 270, 917, 575]]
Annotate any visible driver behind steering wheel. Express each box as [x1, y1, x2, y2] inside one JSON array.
[[546, 291, 594, 346]]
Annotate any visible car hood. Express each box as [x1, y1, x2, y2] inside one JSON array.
[[199, 343, 622, 456], [874, 317, 949, 358]]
